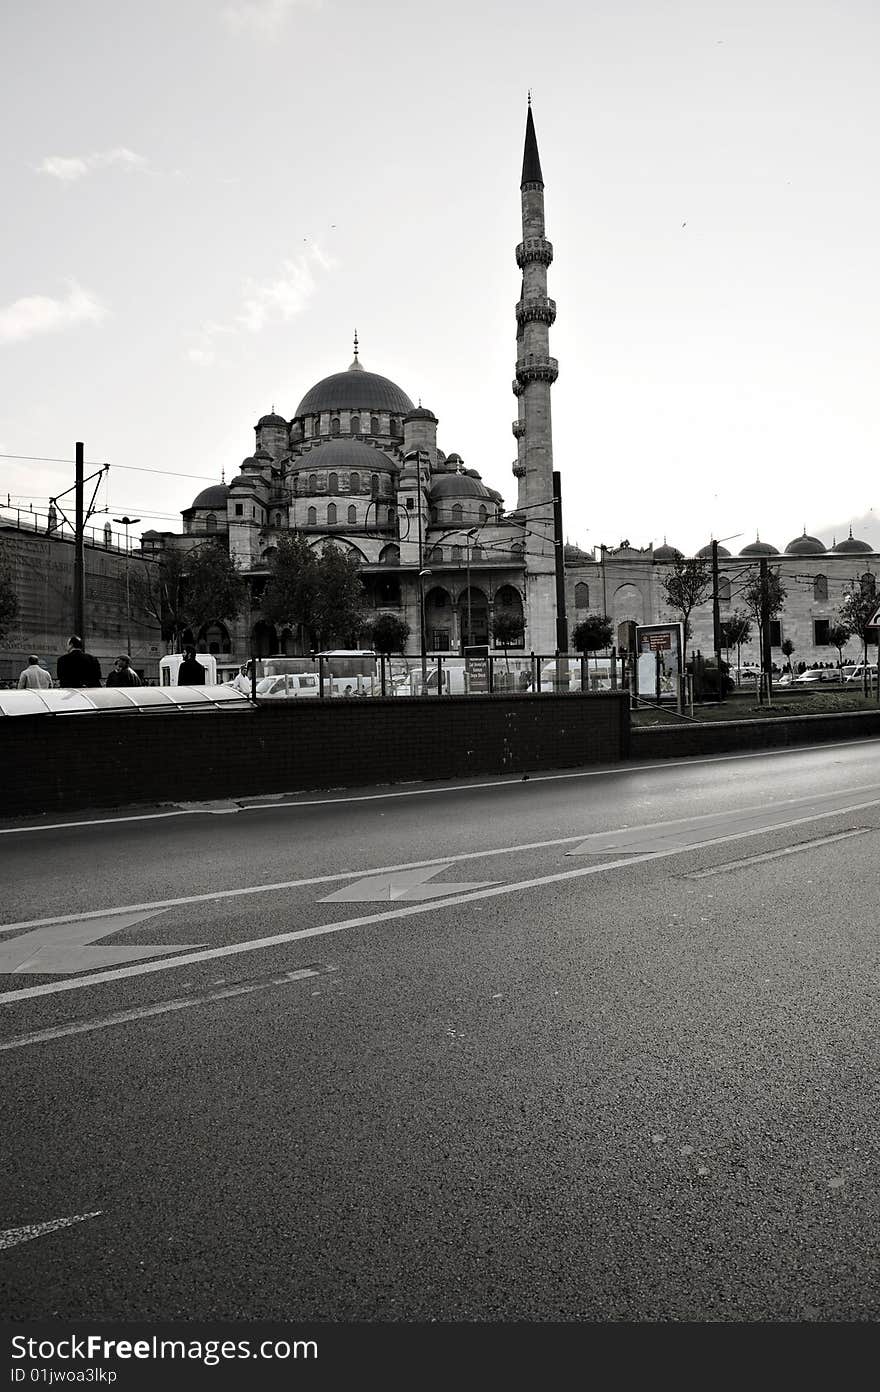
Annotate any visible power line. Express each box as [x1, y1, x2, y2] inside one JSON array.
[[0, 453, 218, 482]]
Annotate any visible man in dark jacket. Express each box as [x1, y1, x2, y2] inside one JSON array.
[[57, 636, 102, 688], [106, 655, 142, 687], [178, 646, 206, 685]]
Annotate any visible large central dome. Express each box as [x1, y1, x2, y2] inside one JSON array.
[[295, 357, 414, 417]]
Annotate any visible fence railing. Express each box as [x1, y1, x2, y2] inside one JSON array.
[[264, 652, 632, 699]]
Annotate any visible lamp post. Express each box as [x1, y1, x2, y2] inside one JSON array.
[[710, 532, 742, 696], [465, 527, 480, 649], [113, 514, 141, 656], [418, 568, 432, 689]]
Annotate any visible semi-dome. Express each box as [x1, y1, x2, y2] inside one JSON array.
[[429, 474, 492, 500], [739, 537, 780, 556], [784, 531, 826, 555], [696, 541, 731, 558], [832, 529, 874, 554], [295, 361, 414, 417], [653, 540, 683, 562], [189, 483, 228, 510], [292, 438, 399, 473]]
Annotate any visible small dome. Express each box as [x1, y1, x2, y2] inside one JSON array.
[[445, 452, 463, 466], [429, 474, 492, 500], [142, 528, 160, 539], [258, 411, 288, 428], [653, 541, 683, 562], [832, 529, 874, 554], [564, 542, 591, 561], [189, 483, 228, 510], [739, 537, 780, 556], [228, 474, 249, 489], [784, 531, 826, 555], [404, 405, 437, 423], [696, 541, 731, 558]]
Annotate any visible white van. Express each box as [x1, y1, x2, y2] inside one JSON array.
[[843, 662, 878, 685], [159, 652, 217, 685], [255, 673, 321, 699]]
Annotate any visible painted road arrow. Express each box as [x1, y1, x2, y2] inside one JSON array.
[[320, 865, 498, 903], [0, 1211, 102, 1251], [0, 910, 202, 975]]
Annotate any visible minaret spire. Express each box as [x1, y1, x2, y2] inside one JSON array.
[[349, 328, 363, 371]]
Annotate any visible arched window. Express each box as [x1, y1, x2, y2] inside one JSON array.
[[274, 512, 282, 527], [451, 546, 462, 563], [718, 577, 731, 604], [308, 473, 317, 493], [350, 415, 361, 435], [428, 546, 443, 564], [328, 472, 338, 493], [478, 505, 488, 524], [313, 416, 321, 437], [200, 621, 231, 655], [389, 418, 398, 437], [370, 416, 379, 436], [388, 507, 397, 526], [370, 473, 380, 498], [861, 572, 876, 597], [327, 503, 337, 525], [350, 471, 360, 493], [307, 506, 317, 526], [452, 504, 463, 524], [575, 582, 589, 609], [813, 574, 828, 601], [379, 544, 400, 565], [347, 505, 357, 524], [331, 417, 340, 436], [510, 541, 524, 558], [205, 513, 217, 532]]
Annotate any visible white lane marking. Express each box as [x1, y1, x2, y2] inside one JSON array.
[[320, 866, 498, 903], [0, 1211, 102, 1251], [0, 968, 324, 1051], [3, 794, 880, 1005], [0, 910, 199, 976], [5, 782, 880, 939], [2, 735, 879, 835], [684, 828, 871, 878]]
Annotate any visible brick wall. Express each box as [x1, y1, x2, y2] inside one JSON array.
[[2, 692, 630, 817], [633, 708, 880, 760]]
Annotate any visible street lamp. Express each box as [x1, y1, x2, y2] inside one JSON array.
[[465, 527, 481, 649], [113, 515, 141, 656], [418, 568, 432, 689]]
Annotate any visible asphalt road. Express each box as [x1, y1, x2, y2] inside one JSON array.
[[1, 736, 879, 1322]]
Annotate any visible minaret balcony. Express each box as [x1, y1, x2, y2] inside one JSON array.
[[515, 355, 559, 386], [515, 238, 553, 268], [511, 419, 526, 438], [515, 296, 556, 327], [511, 460, 527, 478]]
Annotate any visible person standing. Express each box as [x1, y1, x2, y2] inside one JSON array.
[[178, 645, 206, 685], [17, 655, 52, 690], [57, 636, 102, 688], [106, 655, 142, 687], [230, 661, 254, 695]]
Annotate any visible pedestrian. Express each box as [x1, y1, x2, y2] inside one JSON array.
[[57, 635, 102, 688], [230, 661, 254, 695], [106, 654, 142, 687], [17, 655, 52, 690], [178, 645, 206, 685]]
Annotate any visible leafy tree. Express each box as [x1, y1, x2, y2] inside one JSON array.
[[781, 637, 795, 673], [310, 543, 367, 648], [723, 610, 752, 678], [839, 582, 879, 693], [0, 540, 19, 642], [492, 610, 525, 671], [260, 532, 321, 646], [827, 620, 852, 671], [660, 558, 711, 645], [131, 542, 245, 650], [572, 614, 613, 655], [741, 567, 787, 698], [367, 613, 410, 656]]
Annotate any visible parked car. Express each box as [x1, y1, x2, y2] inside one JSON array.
[[777, 672, 794, 687], [843, 662, 878, 685], [793, 668, 828, 684]]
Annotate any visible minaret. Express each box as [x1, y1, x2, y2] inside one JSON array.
[[512, 98, 558, 651]]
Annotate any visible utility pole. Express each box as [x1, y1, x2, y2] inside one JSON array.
[[759, 555, 772, 703], [74, 442, 85, 638], [552, 470, 568, 652], [711, 539, 722, 700], [113, 515, 141, 656]]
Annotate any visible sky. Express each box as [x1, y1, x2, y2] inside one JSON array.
[[2, 0, 879, 559]]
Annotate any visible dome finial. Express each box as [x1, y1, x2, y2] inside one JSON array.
[[528, 88, 531, 108], [349, 329, 364, 372], [221, 467, 226, 484]]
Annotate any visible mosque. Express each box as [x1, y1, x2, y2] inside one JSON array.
[[145, 103, 560, 662]]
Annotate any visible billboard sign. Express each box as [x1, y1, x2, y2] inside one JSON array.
[[635, 623, 684, 701]]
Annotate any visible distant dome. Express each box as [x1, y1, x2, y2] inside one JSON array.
[[142, 529, 160, 539], [294, 438, 399, 474], [404, 405, 437, 423], [258, 411, 288, 428], [446, 452, 463, 466], [189, 483, 228, 510], [739, 537, 780, 556], [564, 542, 590, 561], [832, 530, 874, 554], [295, 361, 413, 417], [653, 541, 683, 562], [784, 531, 826, 555], [429, 474, 491, 500], [696, 541, 731, 558]]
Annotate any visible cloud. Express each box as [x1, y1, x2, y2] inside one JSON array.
[[221, 0, 321, 37], [36, 147, 147, 182], [0, 282, 108, 345], [187, 245, 335, 365]]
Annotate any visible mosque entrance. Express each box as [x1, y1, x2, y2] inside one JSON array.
[[458, 588, 488, 650]]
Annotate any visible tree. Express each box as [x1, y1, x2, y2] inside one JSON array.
[[741, 567, 787, 699], [839, 583, 878, 694], [781, 637, 795, 674], [311, 543, 367, 648], [660, 558, 711, 645], [132, 542, 245, 650], [0, 540, 19, 643], [260, 532, 321, 647], [491, 610, 525, 671], [572, 614, 613, 656], [367, 613, 410, 657], [827, 620, 852, 671], [724, 610, 752, 678]]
